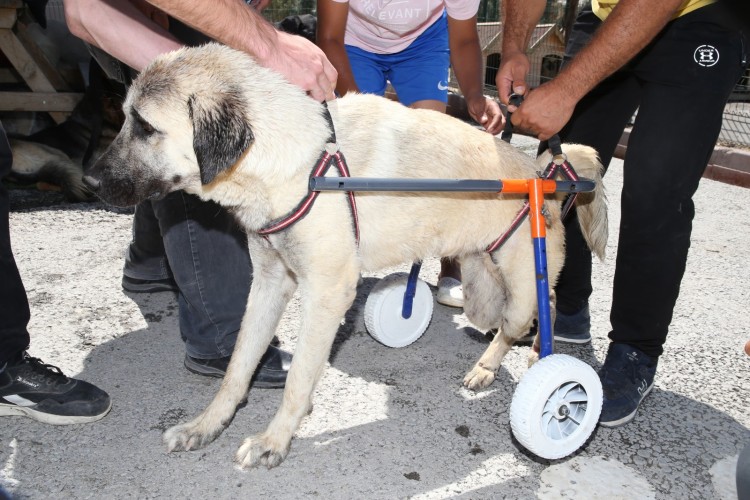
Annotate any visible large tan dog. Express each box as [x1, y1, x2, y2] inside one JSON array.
[[85, 43, 607, 469]]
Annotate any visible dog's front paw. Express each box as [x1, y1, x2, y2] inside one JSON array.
[[163, 418, 225, 452], [527, 349, 540, 367], [234, 432, 291, 469], [526, 336, 541, 367], [463, 364, 496, 391]]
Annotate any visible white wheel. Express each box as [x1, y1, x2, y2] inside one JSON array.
[[509, 354, 602, 460], [364, 272, 433, 348]]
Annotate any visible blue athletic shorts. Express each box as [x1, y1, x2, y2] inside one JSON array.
[[344, 12, 450, 106]]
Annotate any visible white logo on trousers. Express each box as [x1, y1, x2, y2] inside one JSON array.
[[694, 45, 720, 67]]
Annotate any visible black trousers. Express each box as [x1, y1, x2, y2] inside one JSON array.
[[551, 4, 746, 358], [0, 122, 30, 366]]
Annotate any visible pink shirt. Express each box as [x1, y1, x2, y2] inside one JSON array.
[[331, 0, 480, 54]]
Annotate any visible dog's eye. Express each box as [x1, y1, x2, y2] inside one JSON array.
[[138, 118, 156, 135]]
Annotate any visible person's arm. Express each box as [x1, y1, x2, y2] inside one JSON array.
[[65, 0, 337, 101], [64, 0, 181, 72], [447, 15, 502, 135], [148, 0, 337, 101], [316, 0, 359, 97], [495, 0, 546, 105], [506, 0, 685, 140]]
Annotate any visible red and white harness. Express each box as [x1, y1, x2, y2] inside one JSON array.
[[257, 103, 360, 244], [257, 100, 582, 255]]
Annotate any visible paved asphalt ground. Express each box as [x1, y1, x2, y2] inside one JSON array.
[[1, 137, 748, 499]]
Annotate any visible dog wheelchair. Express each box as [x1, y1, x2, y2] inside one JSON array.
[[310, 117, 604, 461]]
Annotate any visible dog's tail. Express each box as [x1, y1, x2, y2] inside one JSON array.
[[536, 144, 608, 261]]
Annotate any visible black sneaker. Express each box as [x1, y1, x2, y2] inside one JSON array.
[[0, 353, 111, 425], [552, 305, 592, 344], [517, 306, 592, 344], [122, 275, 178, 293], [184, 345, 292, 389], [598, 343, 657, 428]]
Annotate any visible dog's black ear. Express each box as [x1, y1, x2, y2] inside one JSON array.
[[189, 92, 253, 185]]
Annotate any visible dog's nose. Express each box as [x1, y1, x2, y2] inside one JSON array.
[[82, 175, 100, 192]]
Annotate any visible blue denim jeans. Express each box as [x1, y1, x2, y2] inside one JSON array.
[[123, 192, 251, 359]]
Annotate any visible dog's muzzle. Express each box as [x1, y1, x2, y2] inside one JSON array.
[[82, 167, 147, 207]]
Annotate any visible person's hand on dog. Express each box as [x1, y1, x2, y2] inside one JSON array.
[[261, 31, 338, 102], [128, 0, 336, 102], [509, 80, 578, 141], [496, 48, 576, 141], [495, 48, 571, 140], [465, 94, 504, 136], [496, 49, 531, 112]]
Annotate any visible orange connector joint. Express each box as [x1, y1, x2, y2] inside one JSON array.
[[498, 179, 553, 239]]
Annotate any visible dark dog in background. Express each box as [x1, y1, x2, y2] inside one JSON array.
[[6, 61, 124, 201], [275, 13, 317, 43]]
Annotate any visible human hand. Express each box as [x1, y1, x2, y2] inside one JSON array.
[[261, 31, 338, 102], [466, 94, 504, 136], [496, 50, 530, 110], [510, 81, 577, 141]]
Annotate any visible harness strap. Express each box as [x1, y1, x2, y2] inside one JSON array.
[[257, 150, 331, 236], [558, 159, 580, 221], [500, 93, 524, 144], [321, 100, 337, 143], [544, 133, 580, 219], [331, 150, 360, 243], [488, 94, 581, 253], [257, 102, 360, 243]]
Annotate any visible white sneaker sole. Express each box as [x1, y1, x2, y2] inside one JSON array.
[[0, 401, 112, 425]]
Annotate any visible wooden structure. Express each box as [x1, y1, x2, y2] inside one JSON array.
[[0, 0, 82, 123]]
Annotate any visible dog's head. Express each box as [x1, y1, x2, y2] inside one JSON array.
[[84, 44, 256, 207]]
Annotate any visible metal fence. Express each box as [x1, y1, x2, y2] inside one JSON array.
[[264, 0, 750, 149]]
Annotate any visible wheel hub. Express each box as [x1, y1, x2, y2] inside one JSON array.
[[555, 403, 570, 420]]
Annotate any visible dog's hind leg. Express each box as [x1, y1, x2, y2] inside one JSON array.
[[163, 240, 296, 453], [462, 247, 538, 391], [234, 262, 360, 469], [461, 254, 507, 330]]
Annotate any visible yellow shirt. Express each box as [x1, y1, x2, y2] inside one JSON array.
[[592, 0, 715, 21]]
